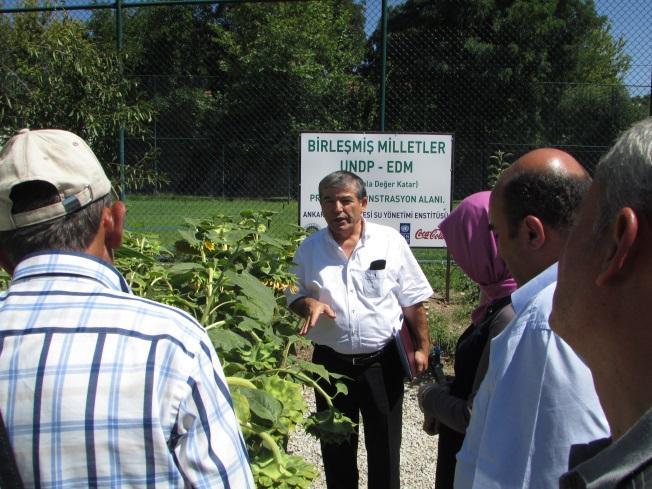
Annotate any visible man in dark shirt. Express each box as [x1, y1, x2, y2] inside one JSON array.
[[551, 117, 652, 488]]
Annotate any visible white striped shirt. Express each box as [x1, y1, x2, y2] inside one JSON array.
[[0, 251, 254, 488]]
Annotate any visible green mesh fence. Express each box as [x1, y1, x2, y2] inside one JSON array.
[[1, 0, 650, 242]]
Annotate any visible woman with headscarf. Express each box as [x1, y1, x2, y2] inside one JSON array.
[[418, 191, 517, 489]]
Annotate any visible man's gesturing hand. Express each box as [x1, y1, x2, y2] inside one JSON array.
[[294, 297, 336, 336]]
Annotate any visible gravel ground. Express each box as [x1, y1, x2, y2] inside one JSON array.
[[288, 379, 438, 489]]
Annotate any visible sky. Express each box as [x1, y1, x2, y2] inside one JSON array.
[[594, 0, 651, 95]]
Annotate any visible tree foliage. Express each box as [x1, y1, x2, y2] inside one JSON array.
[[367, 0, 640, 190], [0, 9, 152, 176], [85, 1, 376, 197]]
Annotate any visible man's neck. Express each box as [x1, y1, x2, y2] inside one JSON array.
[[592, 346, 652, 440], [331, 222, 364, 258]]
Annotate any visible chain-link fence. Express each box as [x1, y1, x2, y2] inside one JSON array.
[[1, 0, 650, 241]]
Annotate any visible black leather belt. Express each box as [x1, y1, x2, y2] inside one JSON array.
[[320, 339, 394, 366]]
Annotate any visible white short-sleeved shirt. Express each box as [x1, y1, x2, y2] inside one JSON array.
[[285, 221, 433, 354], [454, 263, 609, 489]]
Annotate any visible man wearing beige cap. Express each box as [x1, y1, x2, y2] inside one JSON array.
[[0, 129, 254, 488]]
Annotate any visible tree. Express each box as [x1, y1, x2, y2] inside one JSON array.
[[0, 10, 152, 178], [206, 0, 376, 198], [86, 1, 376, 198], [367, 0, 639, 193]]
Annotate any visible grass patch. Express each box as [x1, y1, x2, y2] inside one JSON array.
[[421, 259, 479, 358], [124, 193, 299, 244]]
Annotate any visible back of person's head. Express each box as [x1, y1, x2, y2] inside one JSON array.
[[440, 191, 517, 323], [439, 191, 516, 293], [318, 171, 367, 200], [593, 117, 652, 233], [0, 129, 113, 265], [499, 149, 590, 238]]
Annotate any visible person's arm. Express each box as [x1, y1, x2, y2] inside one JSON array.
[[420, 303, 516, 434], [402, 301, 430, 375], [420, 383, 469, 434], [468, 304, 515, 401], [172, 340, 255, 488], [289, 296, 336, 336]]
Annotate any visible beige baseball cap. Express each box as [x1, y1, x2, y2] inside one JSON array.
[[0, 128, 112, 231]]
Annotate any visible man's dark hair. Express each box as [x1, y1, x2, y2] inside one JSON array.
[[0, 181, 111, 265], [318, 171, 367, 200], [502, 171, 591, 238]]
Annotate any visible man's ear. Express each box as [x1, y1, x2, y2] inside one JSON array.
[[103, 201, 126, 251], [596, 207, 638, 287], [522, 215, 546, 250]]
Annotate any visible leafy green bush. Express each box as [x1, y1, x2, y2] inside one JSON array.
[[115, 211, 355, 488]]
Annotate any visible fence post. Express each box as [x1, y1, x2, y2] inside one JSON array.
[[115, 0, 125, 200], [379, 0, 388, 131]]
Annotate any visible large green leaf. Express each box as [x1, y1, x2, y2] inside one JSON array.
[[291, 359, 331, 381], [236, 317, 267, 333], [167, 262, 203, 274], [177, 228, 201, 247], [241, 387, 283, 424], [208, 328, 252, 353], [115, 245, 156, 262], [260, 375, 307, 430], [226, 229, 255, 242], [305, 409, 356, 444], [224, 270, 276, 324]]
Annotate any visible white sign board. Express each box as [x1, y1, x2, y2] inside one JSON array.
[[299, 132, 453, 248]]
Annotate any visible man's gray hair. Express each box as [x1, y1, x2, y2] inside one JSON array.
[[318, 171, 367, 200], [594, 117, 652, 232]]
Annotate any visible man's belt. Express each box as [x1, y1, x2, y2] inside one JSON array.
[[321, 340, 394, 366]]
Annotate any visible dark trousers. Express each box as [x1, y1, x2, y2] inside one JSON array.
[[435, 424, 464, 489], [313, 341, 405, 489]]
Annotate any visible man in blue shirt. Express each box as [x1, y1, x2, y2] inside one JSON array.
[[0, 129, 254, 488], [454, 148, 610, 489], [551, 117, 652, 488]]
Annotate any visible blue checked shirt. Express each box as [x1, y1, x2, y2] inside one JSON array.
[[0, 252, 254, 488]]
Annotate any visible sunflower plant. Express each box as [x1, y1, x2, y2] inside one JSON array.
[[115, 210, 354, 488]]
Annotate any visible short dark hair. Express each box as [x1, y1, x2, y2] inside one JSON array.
[[0, 181, 111, 264], [318, 171, 367, 200], [502, 171, 591, 237]]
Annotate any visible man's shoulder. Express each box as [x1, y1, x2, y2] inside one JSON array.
[[297, 227, 329, 249], [110, 292, 208, 342], [513, 281, 556, 331], [489, 282, 556, 366], [561, 409, 652, 489]]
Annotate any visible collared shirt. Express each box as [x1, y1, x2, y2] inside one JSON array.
[[285, 221, 433, 354], [455, 263, 609, 489], [560, 408, 652, 489], [0, 252, 254, 488]]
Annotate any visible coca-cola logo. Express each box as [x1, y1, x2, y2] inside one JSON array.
[[415, 228, 443, 240]]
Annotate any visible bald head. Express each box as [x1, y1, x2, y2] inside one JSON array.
[[493, 148, 591, 238], [499, 148, 588, 188]]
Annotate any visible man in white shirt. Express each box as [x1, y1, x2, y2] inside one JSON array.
[[454, 148, 610, 489], [286, 170, 433, 489]]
